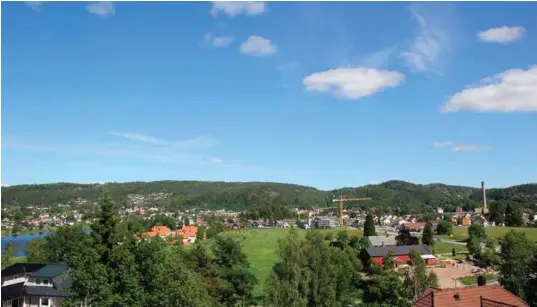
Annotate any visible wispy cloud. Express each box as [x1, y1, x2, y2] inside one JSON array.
[[360, 46, 397, 69], [451, 144, 490, 152], [87, 2, 115, 17], [25, 1, 46, 11], [210, 1, 266, 17], [110, 132, 165, 145], [431, 141, 454, 148], [400, 3, 453, 74], [432, 141, 490, 152], [4, 133, 222, 166], [203, 33, 235, 48]]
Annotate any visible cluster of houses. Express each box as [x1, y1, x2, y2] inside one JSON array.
[[133, 225, 201, 246]]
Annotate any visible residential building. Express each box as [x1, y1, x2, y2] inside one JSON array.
[[413, 285, 528, 307], [1, 262, 71, 307], [311, 216, 340, 228], [364, 244, 437, 266]]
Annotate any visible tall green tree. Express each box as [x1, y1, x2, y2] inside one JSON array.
[[361, 267, 411, 307], [1, 243, 16, 270], [436, 220, 453, 235], [421, 222, 434, 247], [505, 203, 523, 227], [25, 237, 49, 263], [402, 249, 439, 301], [499, 230, 537, 301], [396, 226, 419, 246], [364, 213, 377, 237]]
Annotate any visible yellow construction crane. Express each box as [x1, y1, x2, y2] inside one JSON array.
[[332, 196, 372, 227]]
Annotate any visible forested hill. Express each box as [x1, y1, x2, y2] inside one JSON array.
[[2, 180, 536, 213]]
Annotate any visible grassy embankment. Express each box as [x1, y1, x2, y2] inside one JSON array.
[[458, 274, 498, 286]]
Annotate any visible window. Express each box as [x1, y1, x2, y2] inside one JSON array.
[[36, 278, 42, 285], [43, 279, 49, 285], [41, 298, 49, 306]]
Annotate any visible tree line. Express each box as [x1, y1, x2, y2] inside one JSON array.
[[2, 180, 536, 215]]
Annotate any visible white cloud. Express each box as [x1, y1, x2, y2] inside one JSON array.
[[204, 33, 235, 48], [432, 141, 490, 152], [302, 68, 405, 100], [1, 184, 9, 187], [25, 1, 45, 10], [87, 2, 115, 17], [442, 65, 537, 113], [211, 158, 224, 164], [360, 46, 397, 69], [173, 135, 219, 149], [477, 26, 526, 44], [431, 141, 453, 148], [400, 4, 451, 73], [451, 145, 490, 152], [111, 132, 164, 145], [368, 180, 381, 185], [239, 36, 277, 57], [210, 1, 266, 17]]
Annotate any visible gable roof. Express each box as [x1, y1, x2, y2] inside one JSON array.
[[32, 262, 68, 278], [368, 236, 397, 246], [414, 285, 528, 307], [365, 244, 432, 257], [1, 263, 46, 277]]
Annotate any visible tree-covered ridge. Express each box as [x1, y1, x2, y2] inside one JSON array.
[[2, 180, 536, 213]]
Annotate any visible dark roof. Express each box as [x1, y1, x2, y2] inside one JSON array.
[[25, 286, 69, 297], [32, 262, 68, 278], [1, 282, 25, 302], [1, 263, 46, 277], [365, 244, 432, 257]]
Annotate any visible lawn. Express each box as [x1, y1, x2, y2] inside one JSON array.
[[450, 227, 537, 242], [433, 240, 467, 254], [220, 227, 362, 297], [458, 274, 498, 286]]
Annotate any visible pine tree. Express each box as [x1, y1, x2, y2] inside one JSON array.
[[363, 213, 377, 237], [421, 222, 434, 247]]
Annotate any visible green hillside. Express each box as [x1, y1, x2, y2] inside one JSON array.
[[2, 180, 536, 214]]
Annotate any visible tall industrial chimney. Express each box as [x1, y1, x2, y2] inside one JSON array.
[[481, 181, 487, 213]]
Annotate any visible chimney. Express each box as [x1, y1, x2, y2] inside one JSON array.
[[481, 181, 487, 213]]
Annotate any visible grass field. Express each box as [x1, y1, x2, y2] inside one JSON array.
[[221, 228, 362, 296], [433, 241, 467, 254], [458, 274, 498, 286], [448, 227, 537, 241]]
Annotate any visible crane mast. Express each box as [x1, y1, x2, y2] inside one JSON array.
[[332, 196, 372, 227]]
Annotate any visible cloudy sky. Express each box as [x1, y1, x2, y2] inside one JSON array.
[[2, 1, 536, 189]]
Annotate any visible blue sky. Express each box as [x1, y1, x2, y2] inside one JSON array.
[[2, 1, 536, 190]]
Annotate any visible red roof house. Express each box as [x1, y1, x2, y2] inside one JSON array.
[[414, 285, 529, 307]]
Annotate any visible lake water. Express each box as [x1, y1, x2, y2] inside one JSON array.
[[2, 229, 91, 257], [2, 232, 54, 257]]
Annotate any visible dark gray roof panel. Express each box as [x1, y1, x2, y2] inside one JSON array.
[[365, 244, 432, 257], [1, 263, 46, 277], [25, 286, 69, 297], [32, 262, 68, 278], [1, 282, 25, 302]]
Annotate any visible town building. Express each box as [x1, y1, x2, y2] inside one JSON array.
[[413, 285, 528, 307], [364, 244, 437, 266], [1, 262, 71, 307]]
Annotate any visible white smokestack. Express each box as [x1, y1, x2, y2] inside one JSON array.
[[481, 181, 487, 212]]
